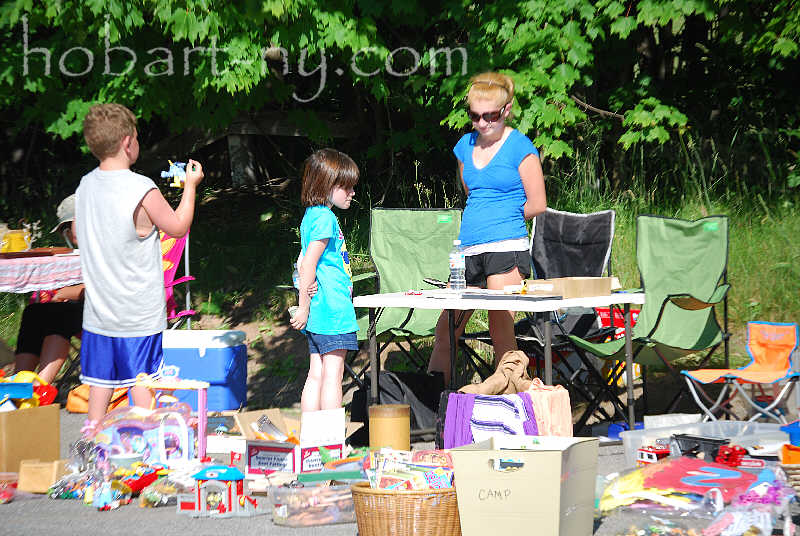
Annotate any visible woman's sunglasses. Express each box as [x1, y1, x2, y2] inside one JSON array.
[[467, 104, 507, 123]]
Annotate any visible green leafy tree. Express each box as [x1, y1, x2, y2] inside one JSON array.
[[0, 0, 798, 220]]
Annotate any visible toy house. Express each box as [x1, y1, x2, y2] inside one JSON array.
[[177, 465, 262, 518]]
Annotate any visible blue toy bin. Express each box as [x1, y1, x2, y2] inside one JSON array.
[[607, 421, 644, 441], [161, 330, 247, 411]]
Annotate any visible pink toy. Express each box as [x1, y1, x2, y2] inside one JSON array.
[[160, 231, 195, 327]]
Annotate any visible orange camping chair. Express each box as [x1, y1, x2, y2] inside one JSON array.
[[161, 231, 195, 329], [682, 321, 799, 422]]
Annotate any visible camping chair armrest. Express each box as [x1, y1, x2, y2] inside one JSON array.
[[165, 275, 195, 288], [352, 271, 377, 283], [668, 284, 730, 311]]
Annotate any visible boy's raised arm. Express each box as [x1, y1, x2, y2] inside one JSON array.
[[141, 159, 204, 237]]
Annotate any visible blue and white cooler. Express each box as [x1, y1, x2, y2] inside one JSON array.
[[161, 330, 248, 411]]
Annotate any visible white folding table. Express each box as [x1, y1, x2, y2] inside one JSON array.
[[353, 290, 646, 430]]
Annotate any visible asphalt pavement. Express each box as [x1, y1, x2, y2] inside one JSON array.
[[0, 409, 669, 536]]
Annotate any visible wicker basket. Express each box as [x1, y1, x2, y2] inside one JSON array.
[[351, 482, 462, 536], [780, 463, 800, 496]]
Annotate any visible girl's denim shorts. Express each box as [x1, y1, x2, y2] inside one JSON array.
[[305, 331, 359, 355]]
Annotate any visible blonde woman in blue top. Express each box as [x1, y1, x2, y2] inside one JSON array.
[[291, 149, 359, 412], [428, 72, 546, 386]]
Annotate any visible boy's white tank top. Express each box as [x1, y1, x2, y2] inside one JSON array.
[[76, 168, 167, 337]]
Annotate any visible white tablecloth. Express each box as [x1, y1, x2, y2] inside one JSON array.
[[0, 254, 82, 293]]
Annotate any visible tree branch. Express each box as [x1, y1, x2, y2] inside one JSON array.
[[570, 95, 625, 121]]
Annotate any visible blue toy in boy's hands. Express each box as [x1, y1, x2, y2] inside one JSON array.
[[160, 160, 187, 188]]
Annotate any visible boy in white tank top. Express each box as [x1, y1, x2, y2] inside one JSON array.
[[75, 103, 204, 436]]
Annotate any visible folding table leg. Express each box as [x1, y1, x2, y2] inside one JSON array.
[[624, 304, 636, 431], [544, 318, 553, 385], [369, 308, 379, 405], [448, 310, 456, 390], [534, 313, 553, 385]]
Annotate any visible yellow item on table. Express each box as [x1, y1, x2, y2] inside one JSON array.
[[0, 228, 31, 252]]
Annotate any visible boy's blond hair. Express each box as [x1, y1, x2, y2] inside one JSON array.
[[83, 103, 137, 160]]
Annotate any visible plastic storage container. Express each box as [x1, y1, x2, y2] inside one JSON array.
[[620, 421, 788, 467], [161, 330, 247, 411], [269, 483, 355, 526]]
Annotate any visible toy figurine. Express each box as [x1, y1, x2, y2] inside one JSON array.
[[93, 478, 113, 510], [160, 161, 187, 188]]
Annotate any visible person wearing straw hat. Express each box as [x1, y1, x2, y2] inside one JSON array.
[[13, 194, 85, 384]]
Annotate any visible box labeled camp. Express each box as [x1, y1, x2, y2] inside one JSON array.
[[0, 404, 60, 473], [451, 435, 598, 536]]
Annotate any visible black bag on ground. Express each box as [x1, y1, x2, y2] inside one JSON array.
[[434, 389, 456, 449], [350, 371, 445, 446]]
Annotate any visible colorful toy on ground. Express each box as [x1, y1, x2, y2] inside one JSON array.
[[91, 477, 132, 511], [714, 445, 765, 469], [0, 473, 16, 504], [160, 161, 187, 188], [90, 404, 195, 467], [112, 463, 162, 494], [0, 371, 57, 409], [599, 456, 758, 514]]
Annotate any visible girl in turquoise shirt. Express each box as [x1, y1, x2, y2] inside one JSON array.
[[291, 149, 360, 412]]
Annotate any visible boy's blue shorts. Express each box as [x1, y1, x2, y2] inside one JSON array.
[[305, 331, 358, 356], [79, 330, 164, 388]]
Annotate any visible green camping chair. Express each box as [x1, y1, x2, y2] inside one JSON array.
[[347, 208, 462, 388], [568, 214, 731, 420]]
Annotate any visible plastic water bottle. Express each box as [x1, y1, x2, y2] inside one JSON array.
[[292, 262, 300, 289], [449, 240, 466, 290]]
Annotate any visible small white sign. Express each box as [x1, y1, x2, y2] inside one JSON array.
[[299, 407, 346, 445]]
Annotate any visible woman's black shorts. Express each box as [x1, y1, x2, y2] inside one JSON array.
[[15, 301, 83, 355], [464, 250, 531, 288]]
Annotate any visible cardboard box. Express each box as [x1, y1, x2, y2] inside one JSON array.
[[527, 277, 618, 299], [451, 435, 598, 536], [206, 409, 362, 477], [0, 404, 60, 473], [18, 459, 69, 493]]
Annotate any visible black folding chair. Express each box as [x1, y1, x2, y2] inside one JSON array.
[[459, 208, 626, 433]]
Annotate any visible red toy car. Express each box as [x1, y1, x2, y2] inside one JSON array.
[[637, 443, 670, 466]]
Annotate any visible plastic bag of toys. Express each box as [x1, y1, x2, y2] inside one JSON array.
[[138, 459, 208, 508]]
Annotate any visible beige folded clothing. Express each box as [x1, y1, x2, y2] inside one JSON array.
[[458, 350, 572, 436], [458, 350, 532, 395]]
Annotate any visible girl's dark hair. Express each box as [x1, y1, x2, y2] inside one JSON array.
[[301, 148, 359, 207]]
